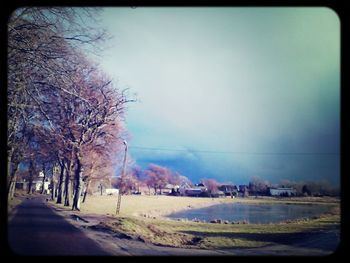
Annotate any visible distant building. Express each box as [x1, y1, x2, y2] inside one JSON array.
[[218, 185, 238, 196], [15, 177, 50, 194], [179, 182, 207, 197], [269, 187, 297, 196], [163, 184, 180, 195]]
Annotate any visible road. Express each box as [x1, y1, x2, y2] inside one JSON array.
[[7, 196, 109, 256], [7, 196, 221, 256]]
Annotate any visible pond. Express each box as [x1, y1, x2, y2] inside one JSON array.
[[166, 202, 334, 224]]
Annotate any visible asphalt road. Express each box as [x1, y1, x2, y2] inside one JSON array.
[[7, 196, 109, 256]]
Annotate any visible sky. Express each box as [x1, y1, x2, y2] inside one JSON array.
[[92, 7, 340, 186]]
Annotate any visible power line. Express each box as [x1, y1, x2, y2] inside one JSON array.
[[128, 146, 340, 156]]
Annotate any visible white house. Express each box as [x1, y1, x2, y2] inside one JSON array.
[[162, 184, 179, 194], [15, 171, 51, 194], [16, 178, 50, 194], [35, 180, 50, 193], [269, 187, 297, 196], [179, 182, 191, 196]]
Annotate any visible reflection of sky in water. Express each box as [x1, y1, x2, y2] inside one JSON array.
[[167, 203, 333, 224]]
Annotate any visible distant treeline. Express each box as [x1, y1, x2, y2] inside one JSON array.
[[108, 164, 340, 197]]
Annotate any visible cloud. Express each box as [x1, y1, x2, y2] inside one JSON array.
[[98, 7, 340, 186]]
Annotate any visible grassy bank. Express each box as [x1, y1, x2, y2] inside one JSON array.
[[48, 194, 340, 250], [99, 210, 339, 249]]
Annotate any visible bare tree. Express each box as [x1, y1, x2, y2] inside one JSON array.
[[8, 8, 135, 213], [168, 171, 192, 186], [201, 179, 220, 197], [7, 7, 107, 197], [144, 164, 170, 195], [249, 176, 270, 196]]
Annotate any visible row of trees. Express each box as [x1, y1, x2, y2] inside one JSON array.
[[112, 164, 192, 195], [248, 176, 339, 197], [7, 8, 133, 210], [112, 168, 340, 197]]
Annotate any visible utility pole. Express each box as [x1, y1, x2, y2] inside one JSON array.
[[116, 140, 128, 215]]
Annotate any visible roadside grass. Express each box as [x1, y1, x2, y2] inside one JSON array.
[[49, 195, 340, 250], [99, 210, 340, 249]]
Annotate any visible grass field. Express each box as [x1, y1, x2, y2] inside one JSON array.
[[76, 194, 340, 218], [49, 194, 340, 249]]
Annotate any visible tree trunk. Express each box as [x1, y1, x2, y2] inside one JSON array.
[[51, 183, 55, 200], [72, 153, 83, 211], [64, 169, 71, 207], [8, 161, 19, 199], [8, 174, 17, 199], [82, 180, 90, 203], [41, 174, 46, 194], [56, 162, 65, 204], [28, 180, 33, 194], [64, 156, 75, 207], [82, 164, 94, 203], [51, 177, 56, 201], [7, 152, 13, 194]]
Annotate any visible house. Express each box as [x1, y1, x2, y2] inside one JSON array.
[[179, 182, 207, 197], [15, 176, 50, 194], [163, 184, 180, 195], [269, 187, 297, 197], [179, 182, 190, 196], [34, 171, 50, 193], [184, 188, 203, 196], [218, 185, 238, 196]]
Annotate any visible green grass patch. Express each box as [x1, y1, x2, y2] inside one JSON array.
[[99, 210, 339, 249]]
